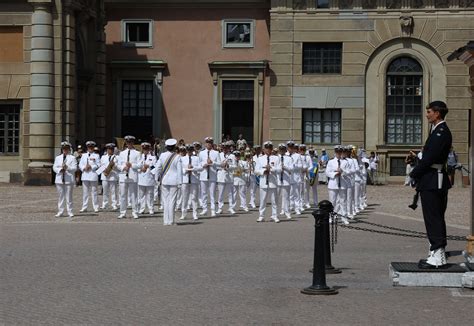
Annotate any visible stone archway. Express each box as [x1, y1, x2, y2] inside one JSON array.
[[365, 38, 447, 150]]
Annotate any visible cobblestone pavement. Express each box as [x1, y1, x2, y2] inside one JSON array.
[[0, 184, 472, 325]]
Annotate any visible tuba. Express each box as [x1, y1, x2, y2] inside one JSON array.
[[104, 155, 116, 177]]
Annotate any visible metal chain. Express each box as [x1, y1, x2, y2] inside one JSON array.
[[332, 212, 466, 242]]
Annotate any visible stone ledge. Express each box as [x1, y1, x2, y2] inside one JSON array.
[[390, 263, 470, 288]]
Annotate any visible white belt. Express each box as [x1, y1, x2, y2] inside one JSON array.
[[430, 164, 444, 189]]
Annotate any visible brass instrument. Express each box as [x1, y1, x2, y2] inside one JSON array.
[[233, 160, 242, 177], [104, 155, 116, 177], [61, 154, 67, 183]]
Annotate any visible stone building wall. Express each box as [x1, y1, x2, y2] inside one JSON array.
[[269, 0, 474, 181]]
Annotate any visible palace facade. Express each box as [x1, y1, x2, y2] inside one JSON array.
[[0, 0, 472, 184]]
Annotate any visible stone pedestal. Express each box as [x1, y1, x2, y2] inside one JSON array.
[[23, 162, 53, 186]]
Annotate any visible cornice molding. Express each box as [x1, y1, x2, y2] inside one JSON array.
[[105, 0, 270, 9]]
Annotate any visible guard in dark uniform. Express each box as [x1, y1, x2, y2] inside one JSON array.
[[410, 101, 452, 268]]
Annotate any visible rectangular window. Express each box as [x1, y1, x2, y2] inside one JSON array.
[[302, 109, 341, 144], [122, 20, 152, 47], [303, 43, 342, 74], [122, 81, 153, 118], [0, 104, 20, 154], [222, 20, 255, 48], [317, 0, 330, 8], [390, 157, 406, 176]]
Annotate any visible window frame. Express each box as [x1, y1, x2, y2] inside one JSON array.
[[0, 103, 21, 156], [302, 108, 341, 145], [302, 42, 343, 75], [222, 19, 255, 49], [389, 157, 407, 176], [385, 56, 423, 145], [121, 19, 153, 48]]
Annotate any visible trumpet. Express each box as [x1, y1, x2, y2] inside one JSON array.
[[104, 155, 116, 177]]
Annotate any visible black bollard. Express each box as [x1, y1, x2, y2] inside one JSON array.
[[301, 208, 338, 295], [319, 200, 342, 274]]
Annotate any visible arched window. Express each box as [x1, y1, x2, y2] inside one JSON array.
[[386, 57, 423, 144]]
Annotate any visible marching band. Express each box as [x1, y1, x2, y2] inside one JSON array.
[[53, 136, 369, 225]]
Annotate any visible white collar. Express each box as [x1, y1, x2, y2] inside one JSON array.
[[431, 120, 445, 132]]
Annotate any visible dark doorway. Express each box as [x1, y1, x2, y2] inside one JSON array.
[[121, 80, 153, 141], [222, 80, 254, 145]]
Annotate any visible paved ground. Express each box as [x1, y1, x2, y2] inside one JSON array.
[[0, 184, 472, 325]]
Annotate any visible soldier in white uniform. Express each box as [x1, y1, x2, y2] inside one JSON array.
[[255, 141, 282, 223], [79, 141, 101, 213], [344, 146, 358, 219], [99, 143, 119, 210], [325, 146, 350, 225], [180, 144, 202, 220], [277, 143, 294, 220], [53, 141, 77, 217], [117, 135, 141, 219], [307, 147, 319, 207], [299, 144, 313, 209], [138, 142, 157, 215], [287, 141, 303, 215], [198, 137, 221, 217], [232, 150, 249, 212], [155, 138, 182, 225], [249, 145, 261, 209], [217, 142, 236, 215], [175, 146, 187, 211]]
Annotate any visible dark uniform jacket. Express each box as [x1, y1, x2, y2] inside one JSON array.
[[410, 122, 452, 191]]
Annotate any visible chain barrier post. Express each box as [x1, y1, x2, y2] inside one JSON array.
[[319, 200, 342, 274], [301, 207, 338, 295]]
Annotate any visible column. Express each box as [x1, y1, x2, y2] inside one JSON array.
[[28, 0, 54, 164]]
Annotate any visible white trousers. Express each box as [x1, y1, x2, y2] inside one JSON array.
[[176, 186, 182, 209], [249, 177, 257, 207], [346, 185, 355, 216], [360, 181, 367, 206], [290, 183, 302, 211], [82, 180, 99, 210], [200, 180, 216, 212], [120, 182, 138, 214], [278, 185, 291, 214], [233, 184, 248, 209], [102, 180, 117, 208], [217, 182, 234, 210], [162, 185, 178, 225], [138, 185, 154, 213], [354, 181, 361, 210], [181, 183, 198, 218], [328, 188, 347, 217], [56, 184, 73, 215], [259, 187, 278, 217]]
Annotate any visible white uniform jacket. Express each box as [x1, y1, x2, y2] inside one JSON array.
[[99, 154, 120, 181], [53, 154, 77, 184], [156, 151, 183, 186], [79, 152, 100, 181], [278, 154, 294, 187], [199, 149, 221, 182], [233, 160, 249, 186], [326, 157, 350, 190], [300, 154, 312, 183], [118, 148, 141, 183], [346, 158, 358, 187], [217, 152, 236, 184], [255, 154, 282, 189], [287, 152, 303, 184], [138, 153, 157, 187], [181, 154, 202, 184], [354, 159, 363, 183]]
